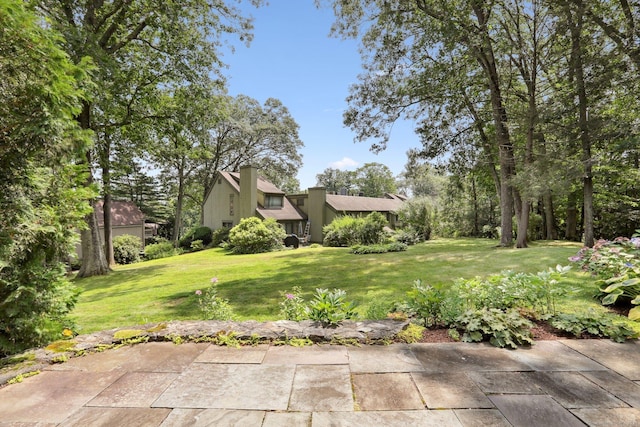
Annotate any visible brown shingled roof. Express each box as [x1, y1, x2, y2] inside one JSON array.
[[325, 194, 404, 213], [94, 200, 145, 227]]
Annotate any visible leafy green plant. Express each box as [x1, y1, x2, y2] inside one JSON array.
[[406, 280, 446, 327], [569, 236, 640, 319], [228, 217, 286, 254], [452, 308, 534, 349], [195, 278, 235, 320], [113, 234, 142, 265], [323, 212, 389, 247], [396, 323, 426, 343], [179, 226, 213, 249], [279, 286, 307, 321], [549, 311, 639, 342], [144, 241, 177, 260], [350, 242, 407, 254], [307, 288, 357, 326], [190, 239, 204, 251], [211, 227, 231, 246]]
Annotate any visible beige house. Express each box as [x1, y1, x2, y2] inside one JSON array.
[[76, 200, 145, 258], [202, 165, 406, 243]]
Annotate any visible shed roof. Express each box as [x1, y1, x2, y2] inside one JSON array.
[[94, 200, 145, 227], [257, 198, 306, 221], [226, 171, 285, 195], [325, 194, 404, 213]]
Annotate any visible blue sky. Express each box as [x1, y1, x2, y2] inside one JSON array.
[[221, 1, 422, 190]]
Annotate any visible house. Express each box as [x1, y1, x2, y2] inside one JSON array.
[[76, 200, 145, 258], [203, 166, 306, 236], [202, 165, 406, 243]]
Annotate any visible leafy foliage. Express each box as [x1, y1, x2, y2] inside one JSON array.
[[112, 235, 142, 265], [570, 236, 640, 319], [397, 197, 435, 241], [452, 309, 534, 349], [195, 278, 235, 321], [228, 217, 286, 254], [144, 241, 178, 261], [179, 226, 213, 249], [306, 288, 358, 326], [350, 242, 407, 254], [0, 0, 92, 356], [405, 280, 446, 327], [549, 312, 639, 343], [279, 286, 307, 321], [323, 212, 389, 247]]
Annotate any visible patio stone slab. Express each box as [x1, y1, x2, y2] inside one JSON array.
[[312, 410, 463, 427], [263, 412, 312, 427], [47, 342, 207, 373], [194, 344, 267, 364], [525, 371, 625, 408], [0, 370, 122, 424], [262, 345, 348, 365], [571, 407, 640, 427], [152, 363, 295, 410], [159, 408, 266, 426], [489, 395, 585, 427], [453, 409, 511, 427], [59, 407, 171, 427], [561, 340, 640, 380], [351, 373, 424, 410], [466, 371, 542, 394], [347, 343, 424, 373], [410, 342, 531, 372], [511, 340, 607, 371], [581, 370, 640, 408], [87, 372, 179, 407], [289, 365, 354, 411], [412, 372, 493, 409]]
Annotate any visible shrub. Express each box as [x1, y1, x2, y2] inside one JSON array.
[[228, 217, 286, 254], [350, 242, 407, 254], [144, 240, 177, 260], [406, 280, 446, 327], [190, 240, 204, 251], [179, 226, 212, 249], [397, 197, 434, 241], [323, 212, 389, 247], [113, 234, 141, 264], [212, 227, 231, 246]]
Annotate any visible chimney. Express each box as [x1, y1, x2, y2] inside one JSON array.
[[308, 187, 326, 243], [239, 165, 257, 219]]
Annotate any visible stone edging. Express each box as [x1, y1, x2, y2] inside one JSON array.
[[0, 319, 409, 385]]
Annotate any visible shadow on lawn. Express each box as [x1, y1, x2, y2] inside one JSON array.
[[73, 264, 170, 302]]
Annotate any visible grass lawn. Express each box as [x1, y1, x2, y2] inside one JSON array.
[[70, 238, 633, 334]]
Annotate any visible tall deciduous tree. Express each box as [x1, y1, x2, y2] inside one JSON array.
[[327, 0, 519, 246], [37, 0, 263, 276]]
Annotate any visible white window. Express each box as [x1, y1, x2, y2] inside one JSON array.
[[265, 195, 283, 208]]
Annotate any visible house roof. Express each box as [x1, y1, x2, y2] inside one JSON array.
[[257, 198, 306, 222], [94, 200, 144, 227], [325, 194, 404, 213], [226, 172, 285, 195]]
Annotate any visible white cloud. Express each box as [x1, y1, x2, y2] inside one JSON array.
[[329, 157, 359, 170]]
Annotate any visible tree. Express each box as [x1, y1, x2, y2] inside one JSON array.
[[327, 1, 519, 246], [315, 168, 356, 194], [0, 0, 93, 354], [38, 0, 264, 276], [353, 162, 397, 197]]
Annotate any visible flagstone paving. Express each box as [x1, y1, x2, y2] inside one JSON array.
[[0, 339, 638, 426]]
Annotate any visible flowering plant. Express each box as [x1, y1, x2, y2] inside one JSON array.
[[195, 277, 235, 320], [569, 234, 640, 320], [279, 286, 307, 321]]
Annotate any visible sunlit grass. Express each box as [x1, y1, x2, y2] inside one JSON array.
[[70, 238, 633, 334]]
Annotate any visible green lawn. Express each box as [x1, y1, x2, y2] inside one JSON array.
[[71, 238, 618, 334]]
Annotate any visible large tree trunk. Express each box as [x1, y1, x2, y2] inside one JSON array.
[[77, 102, 110, 277], [172, 158, 186, 246], [568, 0, 595, 247], [565, 190, 579, 240], [471, 5, 516, 247], [542, 191, 557, 240], [102, 137, 115, 266]]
